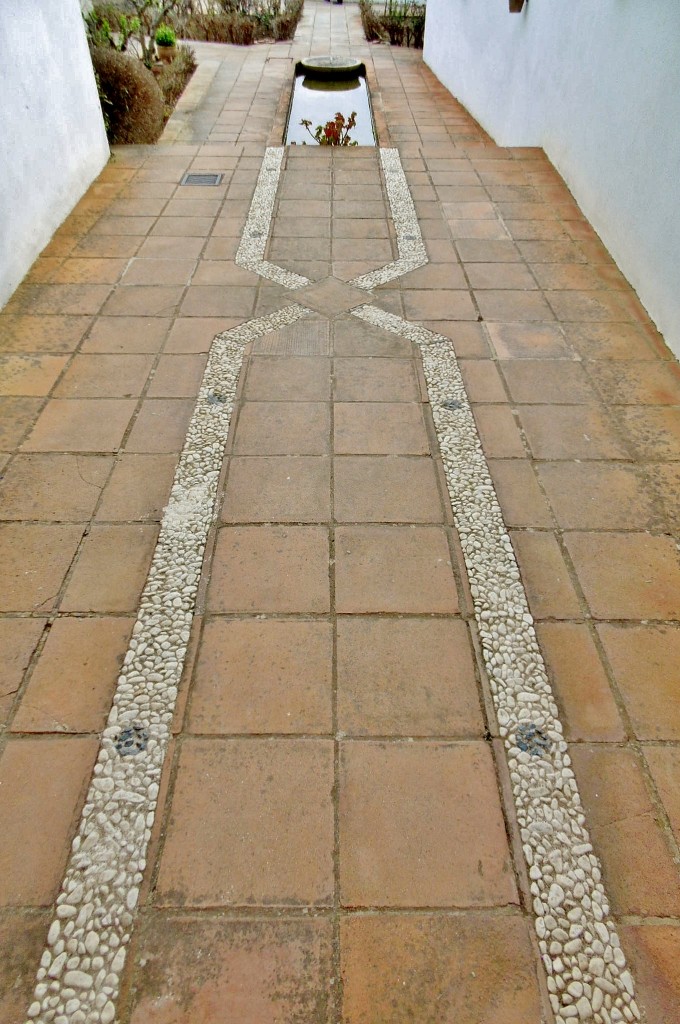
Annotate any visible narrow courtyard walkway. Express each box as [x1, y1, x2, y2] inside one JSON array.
[[1, 4, 679, 1022]]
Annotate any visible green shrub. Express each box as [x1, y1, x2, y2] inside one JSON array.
[[155, 22, 176, 45], [358, 0, 385, 43], [273, 0, 304, 41], [157, 44, 198, 114], [90, 47, 165, 144], [359, 0, 425, 48]]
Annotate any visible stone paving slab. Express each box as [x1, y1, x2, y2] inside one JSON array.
[[1, 3, 679, 1022]]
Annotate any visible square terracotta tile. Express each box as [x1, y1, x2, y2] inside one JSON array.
[[190, 261, 259, 287], [547, 290, 633, 322], [233, 402, 330, 456], [0, 524, 83, 612], [52, 257, 127, 285], [487, 459, 552, 528], [207, 526, 330, 613], [337, 617, 483, 736], [396, 264, 466, 290], [536, 622, 624, 741], [472, 405, 525, 458], [22, 399, 135, 452], [587, 360, 680, 406], [516, 240, 586, 264], [537, 462, 660, 530], [60, 523, 158, 612], [96, 453, 177, 520], [221, 456, 330, 523], [455, 239, 521, 263], [244, 357, 330, 401], [501, 360, 596, 404], [597, 624, 680, 740], [155, 738, 334, 906], [0, 398, 42, 449], [0, 618, 46, 727], [152, 217, 215, 237], [334, 403, 429, 455], [125, 916, 332, 1024], [332, 320, 411, 358], [341, 914, 542, 1024], [518, 404, 630, 460], [12, 616, 133, 732], [464, 263, 538, 290], [447, 220, 509, 240], [333, 359, 419, 402], [146, 354, 208, 398], [126, 399, 194, 453], [401, 289, 477, 321], [0, 314, 92, 353], [458, 359, 507, 402], [0, 355, 68, 396], [643, 747, 680, 846], [165, 317, 238, 353], [135, 233, 205, 260], [335, 526, 458, 614], [617, 407, 680, 460], [334, 456, 443, 523], [565, 532, 680, 619], [54, 353, 154, 398], [339, 741, 517, 906], [121, 258, 196, 287], [650, 462, 680, 532], [510, 531, 582, 618], [486, 322, 571, 359], [0, 911, 53, 1024], [571, 745, 680, 917], [0, 736, 98, 905], [189, 619, 332, 734], [81, 316, 169, 353], [618, 924, 680, 1024], [101, 286, 184, 317], [563, 323, 660, 361], [180, 286, 257, 318], [4, 283, 111, 316], [0, 454, 112, 520], [72, 234, 143, 258]]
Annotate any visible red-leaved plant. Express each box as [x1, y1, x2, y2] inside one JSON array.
[[300, 111, 358, 146]]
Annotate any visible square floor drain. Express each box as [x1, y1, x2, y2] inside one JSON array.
[[180, 172, 224, 186]]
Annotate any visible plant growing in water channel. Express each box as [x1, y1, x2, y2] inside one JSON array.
[[300, 111, 358, 146]]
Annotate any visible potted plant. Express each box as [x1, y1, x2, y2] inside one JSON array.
[[509, 0, 526, 11], [155, 23, 176, 62]]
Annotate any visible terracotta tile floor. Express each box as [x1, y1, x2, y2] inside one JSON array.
[[1, 3, 679, 1021]]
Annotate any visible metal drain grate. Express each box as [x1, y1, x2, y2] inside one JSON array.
[[180, 172, 224, 186]]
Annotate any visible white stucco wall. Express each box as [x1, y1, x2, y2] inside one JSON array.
[[424, 0, 680, 357], [0, 0, 109, 309]]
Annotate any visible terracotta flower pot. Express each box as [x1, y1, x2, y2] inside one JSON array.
[[156, 42, 176, 63]]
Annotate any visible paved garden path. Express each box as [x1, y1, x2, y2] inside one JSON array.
[[1, 3, 679, 1022]]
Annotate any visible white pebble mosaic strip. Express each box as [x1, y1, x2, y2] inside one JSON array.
[[352, 303, 640, 1024], [24, 303, 310, 1024], [235, 146, 310, 289], [350, 147, 428, 290]]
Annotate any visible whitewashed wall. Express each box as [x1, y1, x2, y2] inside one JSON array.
[[0, 0, 109, 309], [424, 0, 680, 357]]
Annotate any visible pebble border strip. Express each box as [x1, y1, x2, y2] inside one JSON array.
[[25, 304, 311, 1024], [235, 146, 310, 289], [352, 304, 641, 1024], [350, 148, 428, 290]]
